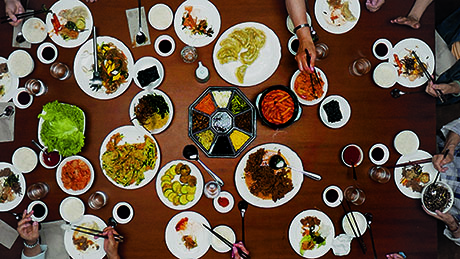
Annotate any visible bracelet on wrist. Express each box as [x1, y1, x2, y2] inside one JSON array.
[[293, 23, 310, 34], [23, 239, 39, 249]]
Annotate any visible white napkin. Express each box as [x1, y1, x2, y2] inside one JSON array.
[[40, 220, 69, 259], [125, 6, 151, 48], [0, 219, 19, 249], [331, 234, 353, 256], [0, 102, 15, 142]]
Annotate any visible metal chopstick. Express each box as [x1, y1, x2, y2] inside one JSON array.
[[387, 157, 432, 169], [72, 225, 124, 241], [202, 224, 250, 259], [341, 201, 367, 254], [411, 51, 445, 103]]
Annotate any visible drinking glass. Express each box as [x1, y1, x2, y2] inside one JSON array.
[[204, 181, 221, 199], [368, 166, 391, 183], [315, 43, 329, 60], [25, 79, 48, 96], [50, 62, 72, 80], [344, 185, 366, 205], [181, 46, 198, 63], [88, 191, 108, 210], [27, 182, 49, 200], [349, 57, 371, 76]]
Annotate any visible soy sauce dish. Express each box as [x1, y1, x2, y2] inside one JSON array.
[[422, 181, 454, 215]]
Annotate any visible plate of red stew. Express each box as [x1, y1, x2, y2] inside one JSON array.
[[290, 68, 328, 106]]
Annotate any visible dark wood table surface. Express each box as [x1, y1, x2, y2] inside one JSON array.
[[0, 0, 437, 258]]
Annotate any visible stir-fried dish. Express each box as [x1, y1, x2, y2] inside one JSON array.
[[299, 216, 326, 255], [423, 183, 452, 212], [393, 52, 426, 81], [181, 6, 214, 37], [51, 6, 88, 40], [134, 94, 170, 132], [96, 42, 129, 94], [294, 72, 325, 101], [401, 164, 430, 192], [101, 133, 157, 187], [0, 167, 21, 204]]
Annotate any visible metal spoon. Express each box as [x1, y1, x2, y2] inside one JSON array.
[[364, 213, 377, 259], [32, 140, 47, 154], [182, 145, 224, 186], [268, 155, 321, 181], [238, 200, 248, 244], [390, 88, 424, 98], [135, 0, 146, 45], [0, 106, 14, 118]]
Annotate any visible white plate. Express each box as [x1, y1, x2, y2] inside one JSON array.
[[288, 209, 335, 258], [46, 0, 93, 48], [389, 38, 435, 88], [155, 160, 203, 210], [213, 22, 281, 87], [290, 69, 328, 106], [213, 191, 234, 213], [56, 155, 94, 196], [173, 0, 221, 47], [342, 211, 367, 237], [0, 57, 19, 102], [129, 89, 174, 134], [64, 214, 106, 259], [73, 36, 134, 100], [319, 95, 351, 129], [394, 130, 419, 156], [8, 50, 34, 78], [99, 125, 160, 189], [394, 150, 436, 199], [165, 211, 211, 259], [314, 0, 361, 34], [0, 162, 26, 212], [133, 56, 164, 89], [234, 143, 304, 208]]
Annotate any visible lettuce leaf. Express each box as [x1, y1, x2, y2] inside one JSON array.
[[38, 101, 85, 157]]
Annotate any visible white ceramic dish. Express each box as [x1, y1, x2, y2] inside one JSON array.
[[0, 56, 19, 102], [12, 146, 37, 173], [60, 196, 85, 223], [213, 191, 234, 213], [8, 50, 34, 78], [322, 185, 343, 208], [211, 225, 236, 253], [112, 201, 134, 224], [394, 130, 419, 156], [22, 17, 47, 44], [290, 68, 328, 106], [315, 0, 361, 34], [319, 95, 351, 129], [37, 42, 58, 64], [422, 181, 454, 215], [148, 3, 173, 30], [373, 62, 397, 88], [154, 35, 175, 57], [56, 155, 94, 196], [64, 214, 106, 259], [0, 162, 26, 212], [133, 56, 164, 89], [369, 143, 390, 165], [27, 200, 48, 222], [372, 38, 392, 60], [342, 211, 367, 237]]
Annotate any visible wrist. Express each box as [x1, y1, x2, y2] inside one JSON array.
[[23, 238, 39, 249]]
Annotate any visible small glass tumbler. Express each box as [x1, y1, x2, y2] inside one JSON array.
[[368, 166, 391, 183], [344, 185, 366, 205], [88, 191, 108, 210], [25, 79, 48, 96], [50, 62, 72, 80], [315, 42, 329, 60], [27, 182, 49, 200], [204, 181, 221, 199], [181, 46, 198, 63], [349, 57, 371, 76]]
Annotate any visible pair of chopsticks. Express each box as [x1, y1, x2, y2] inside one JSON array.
[[305, 49, 321, 84], [202, 224, 250, 259], [72, 225, 124, 242], [341, 200, 367, 254], [1, 4, 50, 24], [388, 157, 432, 169], [411, 51, 445, 103]]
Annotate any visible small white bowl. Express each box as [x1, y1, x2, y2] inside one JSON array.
[[394, 130, 419, 156], [22, 17, 47, 44], [213, 191, 234, 213], [373, 62, 397, 88], [342, 211, 367, 237], [28, 200, 48, 222], [341, 144, 364, 167], [369, 143, 390, 165], [287, 35, 298, 56], [148, 3, 173, 30], [154, 35, 175, 57], [372, 38, 392, 60], [39, 150, 62, 169], [8, 50, 34, 78], [12, 146, 37, 173], [13, 88, 33, 109], [322, 185, 343, 208], [422, 181, 454, 215], [211, 225, 236, 253], [60, 196, 85, 223], [37, 42, 58, 64], [112, 201, 134, 224]]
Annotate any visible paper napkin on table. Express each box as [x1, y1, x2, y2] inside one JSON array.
[[332, 233, 353, 256], [40, 220, 69, 259], [0, 102, 15, 143], [0, 219, 19, 249], [125, 6, 151, 48]]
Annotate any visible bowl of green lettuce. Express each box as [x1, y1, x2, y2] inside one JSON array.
[[38, 101, 85, 157]]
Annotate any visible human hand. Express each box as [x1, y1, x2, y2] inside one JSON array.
[[365, 0, 385, 12], [386, 253, 405, 259], [232, 241, 249, 259], [17, 209, 39, 243], [4, 0, 24, 27], [295, 34, 316, 73], [432, 150, 453, 172], [102, 227, 120, 259], [426, 80, 460, 98], [422, 207, 457, 230]]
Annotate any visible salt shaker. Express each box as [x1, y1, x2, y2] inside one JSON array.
[[195, 61, 209, 83]]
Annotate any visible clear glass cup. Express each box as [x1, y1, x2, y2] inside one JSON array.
[[181, 46, 198, 63], [368, 166, 391, 183], [349, 57, 371, 76], [50, 62, 72, 80], [315, 42, 329, 60], [25, 79, 48, 96], [344, 185, 366, 205], [204, 181, 221, 199], [27, 182, 49, 200], [88, 191, 108, 210]]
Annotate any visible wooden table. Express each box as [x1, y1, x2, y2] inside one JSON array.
[[0, 0, 437, 258]]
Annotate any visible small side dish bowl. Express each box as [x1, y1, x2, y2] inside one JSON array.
[[12, 146, 38, 173], [342, 211, 367, 237], [211, 225, 236, 253], [59, 196, 85, 223], [422, 181, 454, 215], [148, 3, 173, 30], [213, 191, 234, 213], [373, 62, 397, 88]]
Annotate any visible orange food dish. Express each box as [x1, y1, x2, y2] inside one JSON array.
[[261, 89, 294, 125], [294, 72, 324, 101], [61, 159, 91, 191]]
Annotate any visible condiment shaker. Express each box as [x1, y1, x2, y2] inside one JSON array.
[[195, 61, 209, 83]]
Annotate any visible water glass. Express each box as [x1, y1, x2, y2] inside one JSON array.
[[315, 42, 329, 60], [181, 46, 198, 63], [344, 185, 366, 205], [25, 79, 48, 96], [368, 166, 391, 183], [349, 57, 371, 76], [204, 181, 221, 199], [27, 182, 49, 200], [50, 62, 72, 80], [88, 191, 108, 210]]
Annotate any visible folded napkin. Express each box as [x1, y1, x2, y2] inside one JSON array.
[[40, 220, 69, 259], [11, 9, 32, 49], [0, 102, 15, 143], [0, 219, 19, 249], [331, 233, 353, 256], [125, 6, 151, 48]]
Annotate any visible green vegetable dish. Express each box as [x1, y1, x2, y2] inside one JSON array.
[[38, 101, 85, 157]]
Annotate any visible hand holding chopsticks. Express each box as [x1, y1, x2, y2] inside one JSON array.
[[72, 225, 124, 242], [202, 224, 250, 259], [341, 200, 367, 254], [1, 4, 50, 25], [411, 51, 445, 103]]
